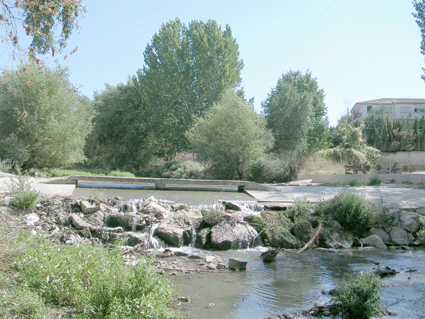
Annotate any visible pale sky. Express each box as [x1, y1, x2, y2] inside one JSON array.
[[1, 0, 424, 126]]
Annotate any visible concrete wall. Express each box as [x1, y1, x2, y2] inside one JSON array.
[[297, 173, 425, 185], [379, 151, 425, 172]]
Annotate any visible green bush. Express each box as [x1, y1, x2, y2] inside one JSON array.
[[315, 192, 374, 237], [335, 273, 382, 319], [15, 238, 178, 318], [0, 159, 13, 173], [248, 152, 301, 183], [368, 175, 382, 186], [348, 179, 365, 187], [12, 191, 39, 210], [286, 199, 312, 223], [137, 160, 205, 179]]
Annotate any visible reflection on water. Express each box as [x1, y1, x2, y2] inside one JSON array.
[[72, 187, 254, 206], [171, 249, 425, 319]]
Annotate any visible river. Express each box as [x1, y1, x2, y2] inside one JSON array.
[[72, 187, 425, 319]]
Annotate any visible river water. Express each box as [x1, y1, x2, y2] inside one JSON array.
[[72, 187, 425, 319]]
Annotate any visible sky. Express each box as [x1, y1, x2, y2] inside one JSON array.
[[1, 0, 425, 126]]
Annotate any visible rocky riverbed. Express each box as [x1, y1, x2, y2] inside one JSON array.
[[1, 192, 425, 318]]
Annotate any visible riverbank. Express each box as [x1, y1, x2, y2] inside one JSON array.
[[1, 173, 425, 318]]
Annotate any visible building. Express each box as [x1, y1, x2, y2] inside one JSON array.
[[350, 98, 425, 121]]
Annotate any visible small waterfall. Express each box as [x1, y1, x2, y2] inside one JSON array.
[[148, 222, 162, 249]]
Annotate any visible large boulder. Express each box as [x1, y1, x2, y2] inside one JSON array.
[[261, 227, 302, 249], [209, 220, 258, 250], [141, 201, 170, 219], [398, 211, 421, 233], [70, 213, 97, 231], [154, 213, 194, 247], [390, 227, 414, 246], [370, 227, 391, 245], [195, 227, 211, 248], [360, 235, 387, 250], [319, 222, 354, 249], [292, 220, 314, 243], [106, 212, 144, 231]]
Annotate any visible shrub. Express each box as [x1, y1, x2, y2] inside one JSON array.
[[368, 175, 382, 186], [335, 273, 382, 319], [315, 192, 374, 237], [7, 176, 33, 194], [12, 191, 39, 210], [286, 199, 312, 223], [0, 159, 13, 173], [248, 152, 301, 183], [7, 176, 39, 210], [15, 238, 178, 318], [348, 179, 365, 187]]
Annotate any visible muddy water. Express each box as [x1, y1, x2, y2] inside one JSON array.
[[170, 248, 425, 319]]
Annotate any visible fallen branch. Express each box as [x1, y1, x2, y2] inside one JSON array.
[[297, 222, 323, 254]]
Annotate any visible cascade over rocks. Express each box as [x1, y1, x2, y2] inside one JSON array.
[[2, 191, 424, 255]]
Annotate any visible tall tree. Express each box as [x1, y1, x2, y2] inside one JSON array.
[[186, 90, 268, 180], [135, 18, 244, 158], [413, 0, 425, 81], [323, 116, 380, 165], [1, 0, 82, 58], [262, 70, 329, 153], [363, 105, 392, 147], [0, 63, 94, 168]]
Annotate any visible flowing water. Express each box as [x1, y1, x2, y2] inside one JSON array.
[[170, 248, 425, 319], [72, 187, 425, 319]]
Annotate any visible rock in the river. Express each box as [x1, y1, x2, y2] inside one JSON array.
[[141, 201, 170, 219], [154, 213, 194, 247], [260, 248, 280, 262], [79, 200, 97, 214], [370, 227, 391, 245], [70, 213, 97, 231], [292, 220, 314, 243], [398, 211, 421, 233], [209, 220, 258, 250], [360, 235, 388, 250], [390, 227, 413, 246], [106, 212, 144, 231], [320, 224, 354, 249]]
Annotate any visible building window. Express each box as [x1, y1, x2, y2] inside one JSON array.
[[414, 108, 424, 113], [367, 105, 372, 112]]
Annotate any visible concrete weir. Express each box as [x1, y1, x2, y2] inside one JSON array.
[[64, 175, 271, 193]]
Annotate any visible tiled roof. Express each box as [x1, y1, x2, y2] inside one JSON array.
[[356, 98, 425, 105]]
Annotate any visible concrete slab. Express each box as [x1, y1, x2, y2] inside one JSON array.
[[246, 185, 425, 210], [0, 176, 75, 197]]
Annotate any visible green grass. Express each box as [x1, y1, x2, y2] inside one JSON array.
[[298, 153, 346, 175], [46, 168, 135, 178], [0, 228, 179, 319]]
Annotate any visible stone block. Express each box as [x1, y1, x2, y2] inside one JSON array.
[[228, 258, 247, 270]]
